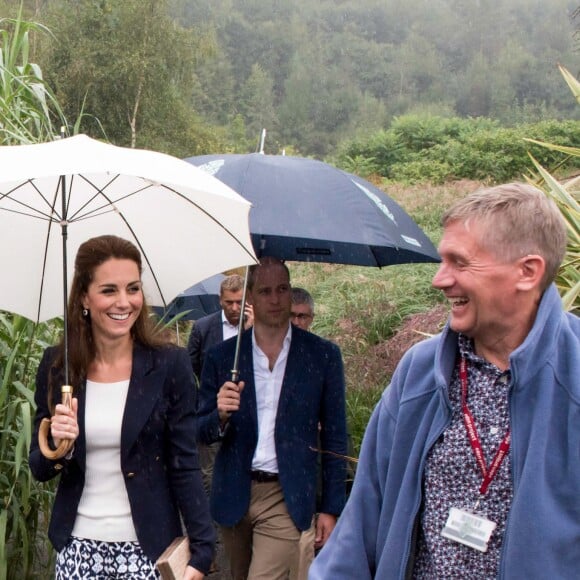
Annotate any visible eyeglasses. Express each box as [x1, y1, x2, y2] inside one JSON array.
[[290, 312, 313, 320]]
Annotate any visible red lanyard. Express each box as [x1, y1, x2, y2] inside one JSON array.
[[460, 358, 510, 495]]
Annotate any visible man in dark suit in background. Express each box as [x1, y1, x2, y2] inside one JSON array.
[[187, 273, 253, 382], [187, 273, 253, 496], [197, 257, 348, 580]]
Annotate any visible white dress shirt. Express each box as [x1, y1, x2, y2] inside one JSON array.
[[222, 310, 239, 341], [250, 324, 292, 474]]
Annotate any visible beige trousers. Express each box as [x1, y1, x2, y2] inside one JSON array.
[[289, 518, 316, 580], [221, 481, 301, 580]]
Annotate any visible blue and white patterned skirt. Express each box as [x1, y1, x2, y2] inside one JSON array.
[[55, 537, 161, 579]]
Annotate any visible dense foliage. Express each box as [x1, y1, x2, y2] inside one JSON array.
[[0, 314, 60, 579], [30, 0, 222, 155], [335, 116, 580, 183], [1, 0, 578, 156], [170, 0, 579, 156], [0, 14, 66, 144], [526, 65, 580, 313]]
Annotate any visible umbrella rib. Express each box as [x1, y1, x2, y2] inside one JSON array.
[[162, 184, 257, 261], [0, 207, 54, 221], [81, 185, 170, 306], [0, 180, 62, 221], [111, 214, 168, 307], [66, 175, 154, 222], [65, 173, 122, 222], [87, 183, 255, 306], [35, 188, 62, 323]]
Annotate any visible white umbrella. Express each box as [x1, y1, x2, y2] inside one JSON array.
[[1, 135, 257, 459], [0, 135, 257, 324]]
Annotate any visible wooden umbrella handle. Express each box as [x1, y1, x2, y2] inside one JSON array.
[[38, 385, 75, 460]]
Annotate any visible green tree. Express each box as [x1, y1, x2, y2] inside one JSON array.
[[37, 0, 216, 155], [190, 43, 236, 126], [238, 63, 278, 146]]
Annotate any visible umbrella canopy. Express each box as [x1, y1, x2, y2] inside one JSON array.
[[185, 153, 440, 266], [153, 273, 224, 321], [0, 135, 256, 323]]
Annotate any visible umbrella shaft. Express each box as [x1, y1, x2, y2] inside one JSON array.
[[231, 266, 250, 382], [60, 175, 69, 386]]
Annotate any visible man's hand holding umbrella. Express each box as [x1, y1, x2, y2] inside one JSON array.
[[217, 380, 245, 427]]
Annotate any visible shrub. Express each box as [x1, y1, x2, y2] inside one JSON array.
[[336, 115, 580, 184]]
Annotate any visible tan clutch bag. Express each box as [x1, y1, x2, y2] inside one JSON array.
[[156, 536, 190, 580]]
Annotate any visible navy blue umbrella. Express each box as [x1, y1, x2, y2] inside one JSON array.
[[185, 153, 440, 266], [153, 273, 223, 321]]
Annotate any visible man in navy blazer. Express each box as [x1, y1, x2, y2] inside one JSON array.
[[188, 309, 223, 379], [197, 258, 347, 579]]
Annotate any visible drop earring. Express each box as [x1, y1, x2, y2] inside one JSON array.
[[82, 308, 88, 317]]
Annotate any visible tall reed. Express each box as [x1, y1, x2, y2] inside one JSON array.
[[0, 315, 61, 579]]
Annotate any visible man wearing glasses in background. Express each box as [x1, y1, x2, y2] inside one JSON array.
[[291, 287, 315, 331], [289, 287, 316, 579]]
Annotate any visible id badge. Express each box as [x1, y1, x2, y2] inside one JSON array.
[[441, 507, 496, 552]]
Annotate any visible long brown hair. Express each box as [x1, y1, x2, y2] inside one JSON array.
[[52, 235, 168, 393]]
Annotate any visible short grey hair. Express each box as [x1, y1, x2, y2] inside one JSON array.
[[442, 182, 567, 291], [291, 287, 314, 312]]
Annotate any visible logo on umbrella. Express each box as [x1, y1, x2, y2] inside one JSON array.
[[352, 179, 398, 226]]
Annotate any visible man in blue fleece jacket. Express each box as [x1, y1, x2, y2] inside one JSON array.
[[310, 182, 580, 580]]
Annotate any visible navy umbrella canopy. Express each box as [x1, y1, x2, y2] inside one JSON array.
[[185, 153, 440, 266], [153, 273, 224, 321]]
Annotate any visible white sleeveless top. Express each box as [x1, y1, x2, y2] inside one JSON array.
[[72, 379, 138, 542]]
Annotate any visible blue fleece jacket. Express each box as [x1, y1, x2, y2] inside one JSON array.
[[310, 285, 580, 580]]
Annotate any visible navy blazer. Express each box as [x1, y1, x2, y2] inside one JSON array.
[[29, 343, 215, 573], [187, 310, 223, 380], [197, 326, 348, 531]]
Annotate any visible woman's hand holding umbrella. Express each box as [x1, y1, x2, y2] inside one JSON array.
[[38, 387, 79, 460], [50, 398, 79, 449]]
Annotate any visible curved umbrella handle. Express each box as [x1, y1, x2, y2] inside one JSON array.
[[38, 385, 75, 460]]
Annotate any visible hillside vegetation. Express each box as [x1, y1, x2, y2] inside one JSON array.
[[1, 0, 578, 156]]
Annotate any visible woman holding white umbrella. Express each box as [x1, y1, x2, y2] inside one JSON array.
[[29, 235, 214, 579]]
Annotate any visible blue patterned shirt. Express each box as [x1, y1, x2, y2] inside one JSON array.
[[413, 335, 513, 579]]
